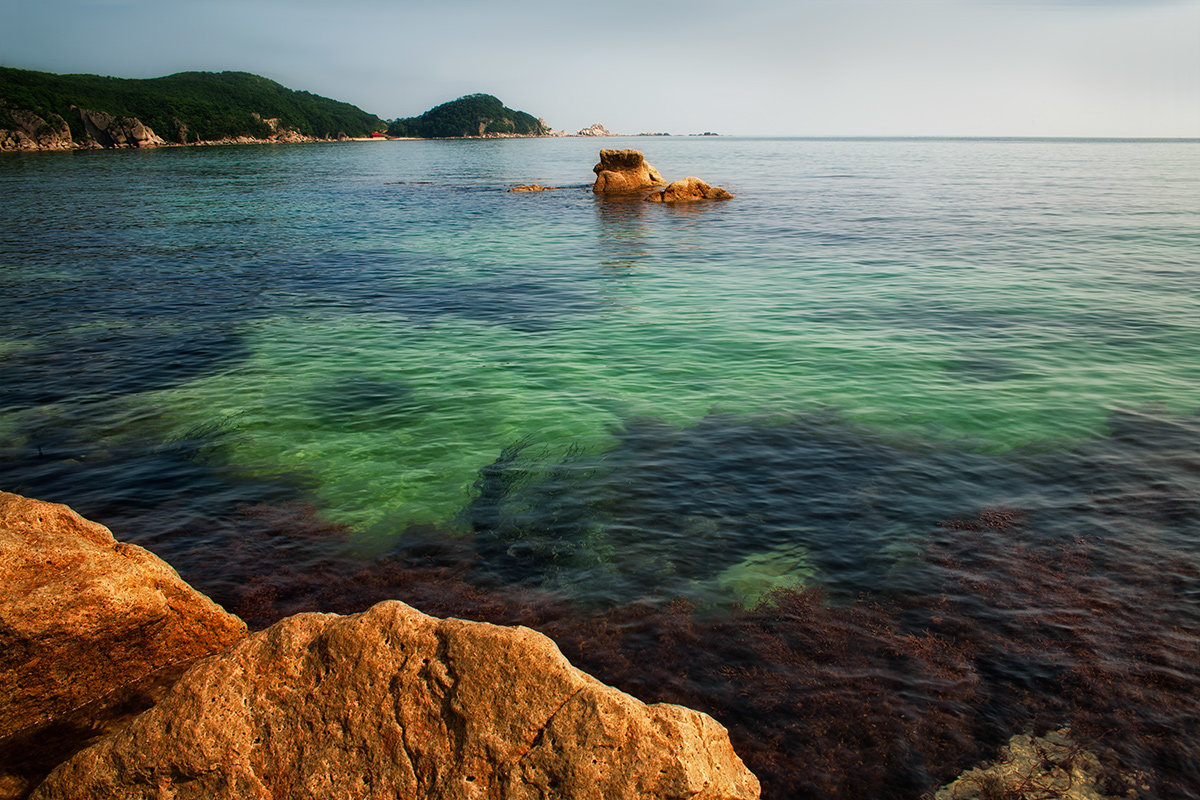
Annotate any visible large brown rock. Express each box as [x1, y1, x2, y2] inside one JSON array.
[[33, 600, 760, 800], [645, 177, 735, 203], [0, 491, 245, 798], [592, 148, 666, 194]]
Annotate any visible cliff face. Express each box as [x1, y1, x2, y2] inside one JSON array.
[[0, 104, 331, 151], [0, 104, 74, 151]]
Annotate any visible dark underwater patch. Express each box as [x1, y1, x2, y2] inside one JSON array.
[[465, 406, 1200, 604], [464, 413, 1036, 601], [305, 376, 426, 431], [0, 327, 249, 409]]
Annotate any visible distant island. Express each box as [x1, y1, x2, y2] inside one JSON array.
[[386, 93, 549, 139]]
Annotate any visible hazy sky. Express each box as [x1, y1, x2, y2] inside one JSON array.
[[2, 0, 1197, 136]]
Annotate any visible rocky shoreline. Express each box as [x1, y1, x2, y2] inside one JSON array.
[[0, 491, 760, 800]]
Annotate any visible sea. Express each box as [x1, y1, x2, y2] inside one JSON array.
[[2, 137, 1199, 798]]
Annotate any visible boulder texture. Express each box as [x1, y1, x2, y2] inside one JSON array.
[[33, 600, 760, 800], [592, 148, 666, 195], [0, 491, 246, 799], [645, 177, 735, 203], [0, 106, 74, 151], [76, 108, 165, 148], [934, 728, 1143, 800]]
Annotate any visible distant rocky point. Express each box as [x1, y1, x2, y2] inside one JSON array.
[[577, 122, 615, 137]]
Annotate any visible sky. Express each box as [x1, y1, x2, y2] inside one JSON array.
[[1, 0, 1197, 137]]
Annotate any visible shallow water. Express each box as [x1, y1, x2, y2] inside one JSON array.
[[3, 137, 1199, 797]]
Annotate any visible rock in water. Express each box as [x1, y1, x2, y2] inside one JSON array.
[[33, 600, 760, 800], [592, 148, 667, 195], [934, 728, 1144, 800], [644, 177, 735, 203], [0, 491, 246, 798]]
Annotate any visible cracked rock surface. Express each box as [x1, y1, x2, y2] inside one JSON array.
[[0, 491, 246, 799], [32, 600, 760, 800]]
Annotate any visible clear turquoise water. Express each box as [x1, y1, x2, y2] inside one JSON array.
[[2, 138, 1199, 606], [4, 137, 1200, 797]]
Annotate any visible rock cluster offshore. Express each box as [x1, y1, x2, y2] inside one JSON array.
[[590, 149, 734, 202]]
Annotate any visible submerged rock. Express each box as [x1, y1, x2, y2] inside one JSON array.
[[645, 177, 734, 203], [0, 491, 246, 798], [592, 148, 667, 195], [508, 184, 561, 192], [934, 728, 1145, 800], [33, 600, 760, 800]]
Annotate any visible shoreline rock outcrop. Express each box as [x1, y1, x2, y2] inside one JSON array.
[[33, 600, 760, 800], [0, 105, 74, 151], [592, 148, 667, 195], [577, 122, 614, 137], [644, 176, 735, 203], [1, 492, 758, 800], [0, 491, 247, 799], [75, 108, 166, 149]]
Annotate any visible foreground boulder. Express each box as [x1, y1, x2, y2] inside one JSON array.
[[34, 600, 760, 800], [592, 148, 666, 194], [0, 491, 246, 799], [645, 177, 734, 203]]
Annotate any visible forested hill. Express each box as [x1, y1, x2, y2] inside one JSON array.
[[0, 67, 384, 144], [387, 93, 548, 138]]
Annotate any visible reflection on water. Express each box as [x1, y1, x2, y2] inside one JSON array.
[[594, 195, 652, 269]]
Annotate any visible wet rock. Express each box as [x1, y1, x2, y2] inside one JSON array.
[[0, 491, 246, 798], [75, 108, 165, 148], [645, 177, 734, 203], [508, 184, 560, 192], [934, 728, 1145, 800], [592, 148, 666, 195], [33, 600, 760, 800]]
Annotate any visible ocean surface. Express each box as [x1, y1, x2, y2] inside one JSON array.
[[3, 137, 1199, 798]]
